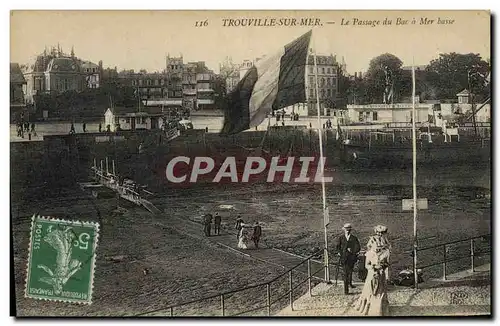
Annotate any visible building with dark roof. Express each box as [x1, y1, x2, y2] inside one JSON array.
[[10, 63, 26, 104], [23, 46, 98, 103]]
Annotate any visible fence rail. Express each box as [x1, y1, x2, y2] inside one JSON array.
[[135, 249, 326, 317], [415, 234, 491, 282], [135, 233, 491, 317]]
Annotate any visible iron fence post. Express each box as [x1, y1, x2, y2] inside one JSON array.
[[307, 258, 312, 297], [266, 284, 271, 316], [470, 238, 475, 272], [220, 294, 225, 316], [442, 244, 447, 281], [289, 270, 293, 311]]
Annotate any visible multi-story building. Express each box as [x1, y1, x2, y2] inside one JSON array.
[[305, 54, 339, 116], [163, 55, 216, 112], [10, 63, 26, 121], [117, 71, 167, 108], [10, 63, 26, 104], [219, 58, 240, 93], [81, 60, 101, 89], [22, 46, 100, 103]]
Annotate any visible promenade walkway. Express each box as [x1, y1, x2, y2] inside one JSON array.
[[148, 198, 327, 279], [276, 264, 490, 316]]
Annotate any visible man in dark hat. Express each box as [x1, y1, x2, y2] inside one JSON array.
[[335, 223, 361, 295], [214, 212, 222, 236], [251, 222, 262, 249]]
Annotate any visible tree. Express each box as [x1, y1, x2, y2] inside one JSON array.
[[425, 53, 490, 100], [364, 53, 404, 104]]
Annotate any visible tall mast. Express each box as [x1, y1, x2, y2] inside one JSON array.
[[312, 34, 330, 282], [411, 62, 419, 289]]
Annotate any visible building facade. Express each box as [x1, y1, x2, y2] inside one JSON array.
[[305, 54, 339, 116], [81, 60, 101, 89], [22, 46, 100, 103], [10, 63, 26, 104]]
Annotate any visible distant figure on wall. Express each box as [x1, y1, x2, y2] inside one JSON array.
[[99, 123, 102, 133], [70, 123, 76, 134]]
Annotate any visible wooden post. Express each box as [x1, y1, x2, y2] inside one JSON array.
[[470, 239, 475, 272], [170, 307, 173, 317], [442, 245, 447, 281], [289, 270, 293, 311], [220, 294, 225, 316], [307, 258, 312, 297], [266, 284, 271, 316]]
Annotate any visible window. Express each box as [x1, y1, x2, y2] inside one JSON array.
[[327, 89, 331, 97], [147, 80, 152, 86], [373, 112, 378, 121], [126, 117, 131, 124], [64, 79, 69, 90], [309, 88, 314, 98], [327, 78, 331, 86], [93, 68, 96, 73], [327, 68, 331, 74], [322, 67, 325, 74], [321, 89, 325, 98], [132, 80, 137, 86], [139, 80, 143, 86], [309, 77, 314, 85], [321, 78, 325, 87], [359, 112, 363, 122], [160, 79, 165, 85], [309, 66, 313, 73]]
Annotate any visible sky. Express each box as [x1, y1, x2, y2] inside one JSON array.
[[10, 10, 490, 75]]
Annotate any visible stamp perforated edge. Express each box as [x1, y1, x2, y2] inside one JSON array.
[[24, 214, 100, 305]]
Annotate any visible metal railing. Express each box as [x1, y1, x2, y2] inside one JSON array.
[[134, 234, 491, 316], [135, 249, 327, 317], [414, 234, 491, 282]]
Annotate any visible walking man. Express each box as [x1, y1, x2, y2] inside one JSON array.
[[251, 222, 262, 249], [83, 122, 87, 133], [335, 223, 361, 295], [214, 213, 221, 236], [99, 123, 102, 133]]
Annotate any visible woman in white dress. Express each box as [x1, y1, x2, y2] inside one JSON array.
[[237, 225, 249, 249], [355, 225, 391, 316]]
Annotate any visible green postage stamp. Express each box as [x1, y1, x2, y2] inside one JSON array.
[[24, 215, 99, 304]]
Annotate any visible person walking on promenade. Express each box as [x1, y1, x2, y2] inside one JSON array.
[[83, 122, 87, 133], [70, 122, 76, 134], [235, 215, 244, 240], [367, 225, 392, 282], [31, 123, 37, 137], [335, 223, 361, 295], [203, 213, 213, 237], [99, 123, 102, 133], [214, 213, 222, 235], [251, 222, 262, 249], [355, 228, 390, 316]]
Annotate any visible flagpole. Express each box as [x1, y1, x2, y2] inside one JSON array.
[[411, 61, 419, 289], [312, 35, 330, 282]]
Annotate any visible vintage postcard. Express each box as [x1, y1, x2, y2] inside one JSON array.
[[10, 10, 491, 317]]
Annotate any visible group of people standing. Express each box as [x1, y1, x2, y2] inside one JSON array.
[[202, 214, 263, 250], [202, 213, 222, 237], [335, 223, 391, 316], [16, 121, 36, 139]]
